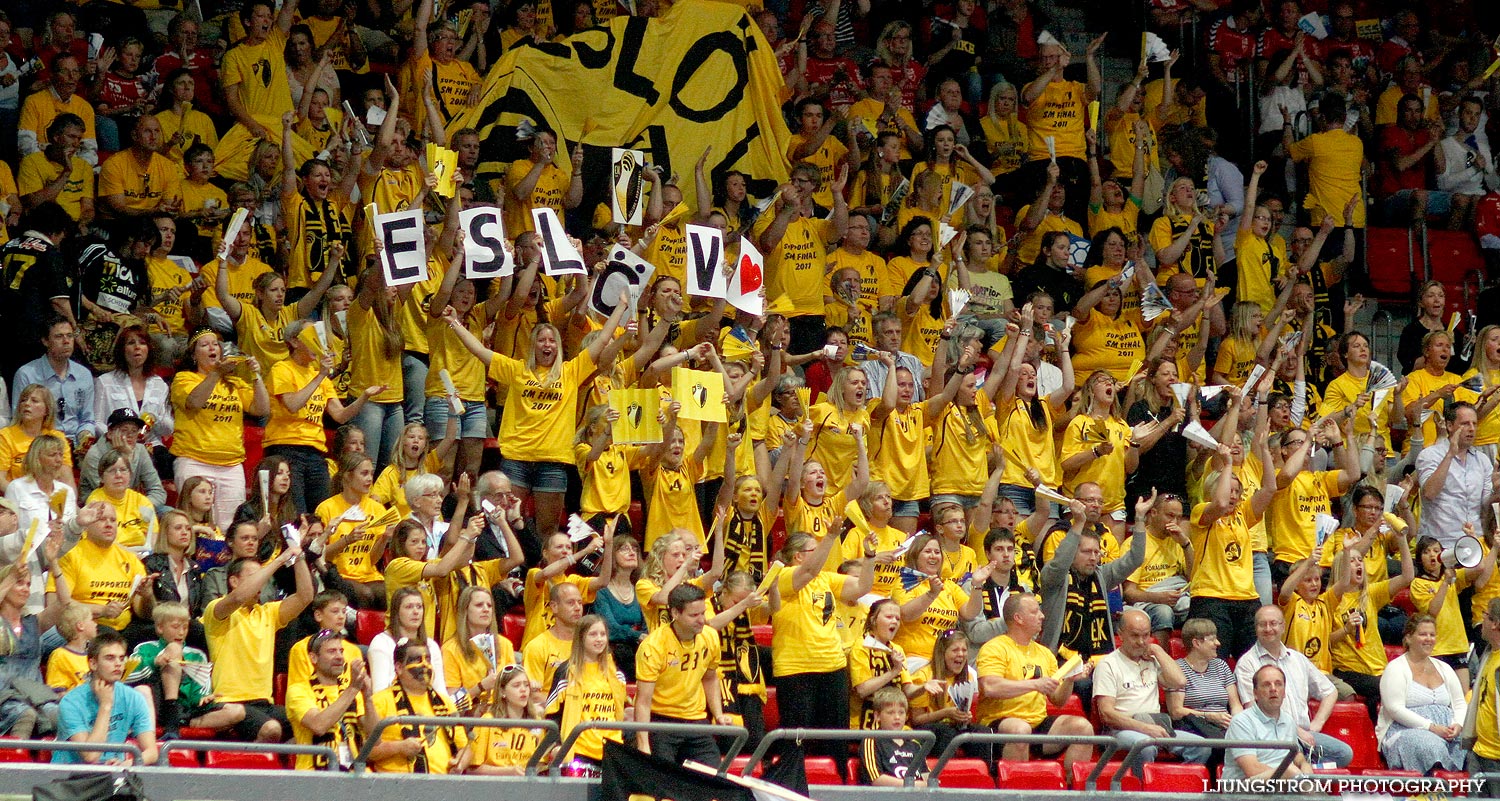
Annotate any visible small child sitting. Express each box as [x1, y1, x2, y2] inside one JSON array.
[[125, 602, 246, 739], [854, 686, 929, 787], [44, 605, 96, 692]]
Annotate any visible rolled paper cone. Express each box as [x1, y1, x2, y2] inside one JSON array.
[[755, 562, 785, 595], [439, 369, 464, 415], [1052, 653, 1083, 681], [1181, 420, 1220, 449]]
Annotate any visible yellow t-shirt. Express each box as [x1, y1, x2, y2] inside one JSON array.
[[998, 397, 1058, 488], [0, 427, 71, 480], [1087, 200, 1142, 243], [466, 722, 545, 772], [98, 150, 182, 216], [771, 570, 849, 676], [521, 570, 595, 648], [635, 623, 722, 720], [1330, 580, 1391, 675], [370, 452, 443, 519], [980, 114, 1028, 175], [1288, 129, 1366, 227], [369, 685, 466, 773], [644, 460, 706, 549], [181, 179, 230, 240], [575, 442, 644, 517], [221, 31, 294, 119], [405, 52, 481, 134], [847, 638, 909, 728], [424, 310, 486, 401], [237, 304, 299, 378], [891, 580, 969, 662], [85, 488, 157, 550], [45, 647, 90, 691], [1149, 212, 1217, 285], [1268, 470, 1342, 564], [503, 158, 570, 236], [488, 351, 596, 464], [521, 628, 573, 689], [808, 402, 871, 498], [1402, 369, 1477, 448], [347, 299, 405, 404], [1475, 650, 1500, 759], [1282, 591, 1335, 673], [287, 678, 367, 770], [169, 371, 254, 466], [869, 401, 930, 502], [930, 395, 1000, 497], [1104, 111, 1159, 179], [828, 245, 888, 308], [1022, 79, 1087, 161], [909, 160, 978, 226], [1212, 335, 1258, 386], [315, 494, 388, 584], [1071, 309, 1144, 384], [783, 491, 849, 573], [1409, 573, 1472, 657], [1188, 501, 1259, 601], [786, 132, 849, 210], [1013, 204, 1082, 265], [155, 108, 219, 163], [442, 634, 518, 709], [842, 525, 907, 598], [18, 90, 96, 149], [202, 598, 285, 703], [1233, 229, 1284, 312], [396, 257, 446, 355], [266, 359, 337, 451], [974, 633, 1058, 726], [752, 213, 838, 318], [144, 256, 192, 336], [17, 152, 93, 222], [1319, 370, 1395, 451], [49, 540, 145, 630], [286, 637, 361, 690], [1128, 533, 1188, 591], [198, 255, 273, 310]]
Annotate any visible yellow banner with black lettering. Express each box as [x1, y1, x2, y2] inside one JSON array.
[[450, 0, 791, 214]]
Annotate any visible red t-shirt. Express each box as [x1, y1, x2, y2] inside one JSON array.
[[804, 55, 865, 112], [153, 49, 223, 115], [1376, 125, 1433, 197], [1207, 17, 1257, 82]]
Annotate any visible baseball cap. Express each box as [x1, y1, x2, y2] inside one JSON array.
[[107, 408, 146, 429]]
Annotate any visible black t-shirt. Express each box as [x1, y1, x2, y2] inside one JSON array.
[[0, 233, 73, 369], [856, 737, 929, 785], [1126, 399, 1188, 501]]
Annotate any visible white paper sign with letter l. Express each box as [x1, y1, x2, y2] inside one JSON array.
[[684, 224, 726, 299], [459, 206, 512, 278], [728, 237, 765, 316], [532, 208, 586, 276], [374, 208, 428, 287]]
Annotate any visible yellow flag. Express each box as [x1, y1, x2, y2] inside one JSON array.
[[426, 143, 459, 198], [672, 367, 726, 423], [609, 388, 663, 444], [450, 1, 792, 214]]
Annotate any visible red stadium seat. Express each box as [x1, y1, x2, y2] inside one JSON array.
[[762, 687, 779, 731], [1324, 703, 1381, 770], [241, 426, 265, 484], [1360, 769, 1420, 776], [1046, 695, 1084, 718], [502, 613, 526, 650], [1436, 770, 1469, 796], [205, 750, 283, 770], [933, 757, 994, 788], [1144, 763, 1209, 792], [1072, 761, 1142, 791], [273, 673, 287, 706], [1391, 588, 1415, 615], [1384, 644, 1405, 664], [752, 625, 772, 648], [1168, 636, 1187, 660], [805, 756, 843, 785], [1425, 229, 1483, 285], [168, 750, 202, 768], [355, 609, 385, 646], [729, 755, 763, 777], [0, 745, 30, 763], [1365, 227, 1420, 300], [178, 726, 219, 740], [995, 760, 1066, 790]]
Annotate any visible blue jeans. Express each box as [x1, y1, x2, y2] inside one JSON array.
[[423, 396, 488, 439], [263, 444, 330, 514], [401, 353, 429, 427], [1254, 551, 1272, 606], [1114, 727, 1211, 773], [355, 401, 404, 473], [1308, 731, 1354, 768]]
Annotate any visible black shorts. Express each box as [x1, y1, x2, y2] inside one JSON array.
[[1030, 715, 1064, 757], [231, 699, 289, 741]]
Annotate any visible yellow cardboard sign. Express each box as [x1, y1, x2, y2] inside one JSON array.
[[297, 325, 326, 360], [672, 367, 726, 422], [427, 143, 459, 198], [609, 388, 664, 444]]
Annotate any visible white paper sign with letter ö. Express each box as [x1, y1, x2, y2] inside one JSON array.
[[374, 208, 428, 287], [684, 224, 727, 299], [532, 207, 587, 276], [591, 246, 656, 318], [459, 206, 512, 278]]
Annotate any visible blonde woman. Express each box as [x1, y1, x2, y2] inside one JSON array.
[[370, 422, 457, 519], [545, 614, 627, 778], [1465, 325, 1500, 459], [0, 385, 72, 491], [1060, 370, 1138, 526], [169, 329, 269, 530], [636, 529, 723, 633], [316, 452, 392, 609], [443, 585, 517, 712]]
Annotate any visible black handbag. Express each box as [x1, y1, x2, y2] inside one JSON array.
[[34, 772, 147, 801]]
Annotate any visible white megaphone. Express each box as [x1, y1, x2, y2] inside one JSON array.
[[1442, 535, 1484, 570]]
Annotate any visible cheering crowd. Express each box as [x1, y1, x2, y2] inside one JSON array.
[[6, 0, 1500, 788]]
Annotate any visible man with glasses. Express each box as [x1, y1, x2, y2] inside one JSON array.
[[369, 639, 467, 773], [1233, 605, 1352, 768], [288, 630, 375, 770], [1464, 599, 1500, 795]]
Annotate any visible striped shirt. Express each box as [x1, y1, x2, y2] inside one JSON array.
[[1173, 656, 1235, 714]]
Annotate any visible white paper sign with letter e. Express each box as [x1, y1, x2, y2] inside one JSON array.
[[729, 237, 765, 316], [684, 224, 726, 299], [374, 208, 428, 287], [459, 206, 511, 278], [532, 208, 586, 276], [591, 246, 656, 318]]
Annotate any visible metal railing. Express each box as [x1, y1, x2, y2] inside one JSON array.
[[742, 728, 937, 788], [350, 715, 561, 776], [1, 738, 145, 763], [1111, 736, 1299, 791], [549, 720, 747, 778], [158, 739, 339, 771], [929, 732, 1119, 789]]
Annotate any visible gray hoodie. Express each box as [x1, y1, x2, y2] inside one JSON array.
[[1038, 520, 1147, 652]]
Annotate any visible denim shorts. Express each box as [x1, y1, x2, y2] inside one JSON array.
[[930, 493, 980, 509], [996, 484, 1037, 515], [891, 498, 922, 518], [423, 396, 489, 439], [500, 457, 570, 494]]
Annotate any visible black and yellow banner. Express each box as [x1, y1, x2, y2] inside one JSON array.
[[450, 1, 792, 215]]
